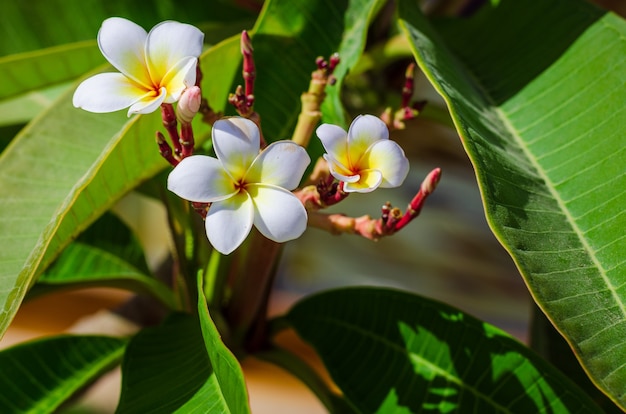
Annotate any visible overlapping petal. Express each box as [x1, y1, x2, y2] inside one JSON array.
[[213, 118, 261, 179], [74, 17, 204, 116], [145, 21, 204, 83], [246, 141, 310, 189], [364, 140, 410, 188], [167, 155, 237, 202], [97, 17, 151, 88], [347, 114, 389, 160], [72, 73, 147, 113], [248, 184, 308, 243], [317, 123, 349, 164], [317, 114, 409, 192], [343, 169, 383, 193], [205, 193, 254, 255]]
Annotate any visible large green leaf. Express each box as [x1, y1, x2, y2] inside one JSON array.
[[397, 0, 626, 407], [286, 287, 601, 413], [0, 0, 256, 56], [0, 42, 102, 101], [116, 310, 249, 413], [0, 335, 126, 413], [32, 212, 177, 309]]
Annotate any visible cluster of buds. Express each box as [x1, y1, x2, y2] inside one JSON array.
[[73, 19, 441, 255], [380, 63, 427, 130]]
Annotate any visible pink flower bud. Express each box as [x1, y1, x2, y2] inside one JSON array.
[[177, 86, 202, 124]]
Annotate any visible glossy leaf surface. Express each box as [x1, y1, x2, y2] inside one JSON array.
[[287, 287, 601, 413], [397, 0, 626, 407], [0, 335, 126, 413]]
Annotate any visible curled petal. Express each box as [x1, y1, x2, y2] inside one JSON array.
[[167, 155, 237, 202], [97, 17, 151, 89], [363, 140, 410, 188], [247, 184, 307, 243], [213, 117, 261, 179], [342, 169, 383, 193], [246, 141, 310, 189], [323, 154, 359, 183], [160, 57, 199, 103], [145, 21, 204, 83], [316, 123, 349, 165], [73, 73, 147, 113], [347, 115, 389, 163], [127, 87, 168, 115], [205, 193, 254, 255]]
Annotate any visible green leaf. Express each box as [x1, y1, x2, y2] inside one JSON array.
[[197, 272, 251, 413], [116, 310, 249, 413], [320, 0, 387, 127], [0, 0, 256, 56], [0, 42, 103, 101], [287, 287, 602, 413], [250, 0, 383, 143], [0, 83, 71, 126], [397, 0, 626, 407], [0, 335, 126, 413], [35, 242, 175, 303]]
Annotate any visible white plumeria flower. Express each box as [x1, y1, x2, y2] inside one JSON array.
[[316, 114, 410, 193], [168, 117, 310, 255], [73, 17, 204, 116]]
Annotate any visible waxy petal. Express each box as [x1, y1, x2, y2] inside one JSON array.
[[213, 117, 261, 180], [247, 184, 307, 243], [205, 192, 254, 255], [343, 169, 383, 193], [160, 57, 198, 103], [363, 140, 410, 188], [316, 123, 349, 165], [347, 115, 389, 165], [167, 155, 237, 202], [246, 141, 310, 189], [97, 17, 151, 89], [145, 21, 204, 83], [127, 87, 167, 115], [323, 154, 359, 183], [73, 73, 148, 113]]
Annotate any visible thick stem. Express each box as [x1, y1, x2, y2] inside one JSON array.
[[225, 229, 283, 351]]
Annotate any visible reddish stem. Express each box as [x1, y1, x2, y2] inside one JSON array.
[[161, 104, 182, 157]]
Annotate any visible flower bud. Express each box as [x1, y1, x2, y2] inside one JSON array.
[[177, 86, 202, 124]]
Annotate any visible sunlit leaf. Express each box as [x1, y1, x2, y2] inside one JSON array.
[[397, 0, 626, 407], [0, 335, 126, 413], [116, 310, 249, 413], [287, 287, 602, 413]]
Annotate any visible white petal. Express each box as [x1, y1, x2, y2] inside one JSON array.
[[247, 184, 307, 243], [323, 154, 359, 183], [245, 141, 310, 189], [212, 117, 260, 179], [127, 87, 167, 115], [363, 140, 410, 188], [167, 155, 237, 202], [316, 123, 349, 165], [97, 17, 151, 89], [161, 57, 198, 103], [145, 21, 204, 84], [347, 115, 389, 163], [343, 169, 382, 193], [73, 73, 147, 113], [205, 192, 254, 255]]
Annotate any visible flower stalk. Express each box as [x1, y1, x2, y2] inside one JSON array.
[[291, 53, 340, 148]]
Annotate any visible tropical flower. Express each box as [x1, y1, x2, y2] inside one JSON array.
[[168, 117, 310, 255], [316, 114, 410, 193], [73, 17, 204, 116]]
